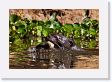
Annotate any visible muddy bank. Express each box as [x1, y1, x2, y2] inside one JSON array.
[[9, 9, 99, 24]]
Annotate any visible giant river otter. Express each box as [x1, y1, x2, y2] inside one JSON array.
[[28, 33, 84, 68]]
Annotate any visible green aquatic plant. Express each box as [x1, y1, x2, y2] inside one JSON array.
[[9, 13, 99, 52]]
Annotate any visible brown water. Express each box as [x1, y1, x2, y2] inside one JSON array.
[[9, 49, 99, 69]]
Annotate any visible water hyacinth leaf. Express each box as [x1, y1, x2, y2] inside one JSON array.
[[9, 14, 20, 23], [80, 40, 89, 48], [49, 24, 54, 28], [74, 38, 81, 47], [35, 26, 42, 36], [24, 18, 30, 25], [12, 26, 16, 31], [44, 20, 51, 26], [32, 31, 35, 35], [63, 24, 74, 33], [36, 26, 42, 31], [81, 28, 87, 36], [9, 36, 15, 43], [38, 21, 44, 26], [13, 38, 27, 52], [48, 28, 54, 34], [89, 28, 97, 37], [37, 37, 42, 43], [91, 20, 99, 27], [42, 29, 49, 37], [53, 21, 62, 29], [29, 22, 36, 30], [13, 38, 23, 46], [45, 20, 51, 25], [9, 13, 99, 50], [89, 40, 96, 48], [73, 23, 80, 29], [15, 21, 26, 27], [44, 20, 51, 28], [36, 30, 42, 36], [82, 17, 91, 24], [17, 27, 26, 34], [74, 30, 81, 38], [81, 24, 89, 29]]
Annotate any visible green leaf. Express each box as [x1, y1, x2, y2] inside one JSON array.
[[88, 40, 96, 48], [45, 20, 51, 28], [80, 40, 88, 48], [17, 25, 26, 34], [35, 26, 42, 36], [36, 26, 42, 31], [18, 28, 25, 33], [81, 24, 89, 29], [53, 21, 61, 29], [73, 23, 80, 28], [42, 29, 49, 37], [38, 21, 44, 26], [12, 26, 16, 31], [9, 14, 20, 23], [32, 31, 35, 35], [13, 38, 22, 45], [62, 24, 74, 33], [74, 30, 81, 38], [15, 21, 26, 27], [89, 28, 96, 36], [37, 37, 42, 43], [37, 30, 42, 36], [91, 20, 98, 26]]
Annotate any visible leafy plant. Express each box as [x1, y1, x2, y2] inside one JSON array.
[[9, 14, 99, 52]]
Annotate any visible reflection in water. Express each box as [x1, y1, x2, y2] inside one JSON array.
[[9, 48, 99, 69], [9, 35, 99, 69]]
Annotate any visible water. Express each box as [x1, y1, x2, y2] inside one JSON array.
[[9, 48, 99, 69]]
